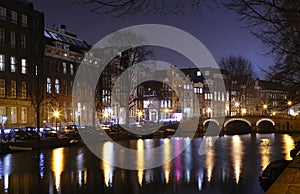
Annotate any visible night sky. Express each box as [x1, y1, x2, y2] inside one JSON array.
[[29, 0, 274, 78]]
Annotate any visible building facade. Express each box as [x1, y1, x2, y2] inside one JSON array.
[[42, 25, 90, 127], [0, 0, 44, 128]]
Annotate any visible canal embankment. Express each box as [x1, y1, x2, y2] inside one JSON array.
[[267, 154, 300, 193]]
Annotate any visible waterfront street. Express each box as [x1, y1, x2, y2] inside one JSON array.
[[0, 133, 298, 194]]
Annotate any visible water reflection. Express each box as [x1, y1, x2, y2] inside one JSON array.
[[163, 139, 171, 184], [282, 134, 294, 160], [259, 138, 272, 172], [231, 135, 244, 184], [0, 134, 298, 194], [204, 137, 215, 182], [51, 148, 65, 192], [102, 142, 114, 187], [136, 139, 144, 186]]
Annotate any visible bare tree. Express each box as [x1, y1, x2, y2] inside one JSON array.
[[219, 55, 255, 115], [27, 70, 55, 130], [220, 55, 255, 77], [224, 0, 300, 87], [93, 30, 154, 126], [73, 0, 211, 17]]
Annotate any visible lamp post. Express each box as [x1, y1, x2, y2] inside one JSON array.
[[53, 111, 59, 131], [137, 110, 143, 123], [235, 102, 240, 115], [263, 104, 268, 115], [1, 114, 7, 142]]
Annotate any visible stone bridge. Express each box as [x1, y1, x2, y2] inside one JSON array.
[[200, 116, 300, 134]]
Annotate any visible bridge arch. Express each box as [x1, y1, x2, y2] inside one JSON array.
[[224, 118, 252, 128], [203, 119, 220, 127], [256, 118, 275, 126]]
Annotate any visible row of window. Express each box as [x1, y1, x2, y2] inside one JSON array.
[[46, 60, 74, 75], [0, 6, 27, 27], [0, 79, 26, 99], [0, 54, 27, 73], [204, 91, 226, 101], [46, 78, 73, 96], [0, 29, 26, 48], [0, 106, 27, 124]]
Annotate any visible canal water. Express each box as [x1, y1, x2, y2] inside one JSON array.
[[0, 133, 298, 194]]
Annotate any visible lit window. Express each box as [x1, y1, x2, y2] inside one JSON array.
[[0, 7, 6, 20], [0, 79, 5, 97], [10, 107, 17, 123], [21, 14, 27, 27], [10, 56, 16, 72], [21, 107, 27, 123], [21, 34, 26, 49], [0, 29, 4, 46], [55, 79, 59, 94], [0, 107, 5, 120], [10, 31, 15, 48], [11, 80, 16, 98], [47, 78, 51, 93], [21, 82, 26, 99], [70, 64, 74, 75], [21, 58, 27, 74], [63, 62, 66, 74], [35, 65, 38, 75], [197, 71, 201, 76], [11, 11, 17, 23], [0, 54, 5, 71]]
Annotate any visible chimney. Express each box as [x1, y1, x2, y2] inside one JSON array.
[[59, 24, 66, 34]]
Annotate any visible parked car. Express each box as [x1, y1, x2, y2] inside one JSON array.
[[22, 127, 40, 140], [59, 126, 79, 138], [259, 159, 291, 191], [290, 140, 300, 158], [41, 127, 59, 138]]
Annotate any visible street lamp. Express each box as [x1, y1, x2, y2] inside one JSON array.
[[1, 114, 7, 142], [263, 104, 268, 115], [234, 102, 240, 115], [137, 110, 143, 123], [53, 111, 59, 131], [287, 100, 292, 106]]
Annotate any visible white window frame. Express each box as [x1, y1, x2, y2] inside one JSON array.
[[11, 10, 17, 23], [0, 7, 6, 20], [10, 56, 16, 72], [0, 54, 5, 71], [21, 14, 27, 27], [21, 107, 27, 123], [11, 80, 16, 98], [70, 64, 74, 75], [10, 107, 17, 123], [47, 78, 51, 93], [21, 58, 27, 74], [21, 34, 26, 49], [10, 31, 15, 48], [21, 81, 26, 99], [55, 79, 59, 94], [0, 79, 5, 97], [0, 107, 5, 123], [63, 62, 67, 74]]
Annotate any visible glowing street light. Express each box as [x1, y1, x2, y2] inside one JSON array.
[[137, 110, 143, 123], [234, 102, 240, 108], [287, 101, 292, 106], [263, 104, 268, 109]]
